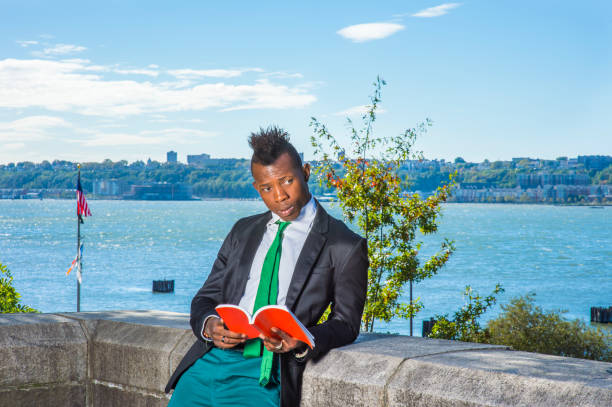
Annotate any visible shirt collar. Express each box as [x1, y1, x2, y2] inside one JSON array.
[[269, 196, 317, 229]]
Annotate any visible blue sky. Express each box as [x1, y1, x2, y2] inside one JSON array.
[[0, 1, 610, 164]]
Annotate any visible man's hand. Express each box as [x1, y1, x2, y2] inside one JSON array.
[[205, 317, 247, 349], [260, 327, 304, 353]]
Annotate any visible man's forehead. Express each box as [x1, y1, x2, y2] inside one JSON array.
[[252, 154, 300, 181], [252, 166, 298, 184]]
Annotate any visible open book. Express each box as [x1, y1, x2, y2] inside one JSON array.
[[215, 304, 315, 349]]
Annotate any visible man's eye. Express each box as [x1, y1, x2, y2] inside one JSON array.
[[285, 178, 293, 184], [262, 187, 271, 192]]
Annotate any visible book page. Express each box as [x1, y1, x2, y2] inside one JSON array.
[[215, 304, 260, 339], [253, 306, 315, 348]]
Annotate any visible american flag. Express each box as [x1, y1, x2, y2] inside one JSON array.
[[77, 178, 92, 219]]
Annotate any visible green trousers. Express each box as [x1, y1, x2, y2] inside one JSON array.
[[167, 347, 280, 407]]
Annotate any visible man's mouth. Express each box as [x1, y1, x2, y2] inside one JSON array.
[[278, 205, 295, 218]]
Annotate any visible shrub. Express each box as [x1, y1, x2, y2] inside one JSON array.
[[487, 294, 611, 362], [0, 262, 38, 313]]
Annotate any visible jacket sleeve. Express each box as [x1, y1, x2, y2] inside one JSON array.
[[189, 221, 238, 341], [306, 237, 368, 361]]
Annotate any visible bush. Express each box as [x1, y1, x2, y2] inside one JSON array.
[[487, 294, 612, 362], [429, 284, 503, 343], [0, 262, 38, 313]]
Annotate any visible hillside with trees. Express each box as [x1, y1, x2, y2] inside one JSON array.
[[0, 155, 610, 203]]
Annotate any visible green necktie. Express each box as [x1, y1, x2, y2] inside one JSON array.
[[243, 220, 291, 386]]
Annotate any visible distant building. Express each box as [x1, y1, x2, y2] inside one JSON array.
[[517, 173, 590, 188], [577, 155, 612, 171], [401, 159, 441, 172], [167, 151, 177, 163], [123, 183, 193, 200], [187, 153, 211, 167], [93, 179, 130, 197]]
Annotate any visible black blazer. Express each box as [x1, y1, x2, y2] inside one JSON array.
[[166, 202, 368, 406]]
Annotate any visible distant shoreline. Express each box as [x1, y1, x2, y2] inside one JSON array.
[[1, 197, 609, 207]]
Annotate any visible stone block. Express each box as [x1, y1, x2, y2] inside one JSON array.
[[168, 332, 198, 376], [386, 349, 612, 407], [90, 319, 189, 392], [92, 382, 169, 407], [301, 348, 403, 407], [0, 314, 87, 388], [0, 383, 85, 407]]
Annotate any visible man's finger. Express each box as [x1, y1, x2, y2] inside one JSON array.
[[270, 327, 297, 346], [262, 338, 284, 353], [220, 328, 246, 340], [270, 327, 291, 341], [213, 319, 246, 341]]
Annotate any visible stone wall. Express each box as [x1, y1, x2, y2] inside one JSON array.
[[1, 311, 611, 406]]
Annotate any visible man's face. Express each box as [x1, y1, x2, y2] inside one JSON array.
[[252, 152, 311, 221]]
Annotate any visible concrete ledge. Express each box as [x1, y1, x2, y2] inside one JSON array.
[[1, 311, 611, 407], [301, 334, 507, 406], [301, 334, 612, 407]]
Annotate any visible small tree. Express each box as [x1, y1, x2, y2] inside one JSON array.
[[0, 262, 38, 313], [310, 77, 455, 334], [429, 284, 504, 342]]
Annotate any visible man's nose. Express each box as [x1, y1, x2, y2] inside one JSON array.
[[274, 185, 289, 202]]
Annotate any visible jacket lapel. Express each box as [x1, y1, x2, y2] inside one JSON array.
[[228, 212, 271, 304], [285, 202, 329, 311]]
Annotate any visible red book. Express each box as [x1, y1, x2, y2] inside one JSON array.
[[215, 304, 315, 349]]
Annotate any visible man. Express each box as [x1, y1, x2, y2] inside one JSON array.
[[166, 126, 368, 406]]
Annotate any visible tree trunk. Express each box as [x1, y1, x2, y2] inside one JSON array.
[[409, 279, 413, 336]]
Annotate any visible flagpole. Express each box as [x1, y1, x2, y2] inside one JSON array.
[[77, 164, 81, 312]]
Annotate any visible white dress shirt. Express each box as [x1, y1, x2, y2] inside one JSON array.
[[238, 196, 317, 312], [202, 197, 317, 340]]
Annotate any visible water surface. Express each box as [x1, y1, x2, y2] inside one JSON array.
[[0, 200, 609, 335]]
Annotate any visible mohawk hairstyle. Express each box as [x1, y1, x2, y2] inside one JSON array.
[[249, 125, 303, 170]]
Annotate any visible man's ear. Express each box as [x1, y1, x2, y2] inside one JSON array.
[[302, 163, 311, 182]]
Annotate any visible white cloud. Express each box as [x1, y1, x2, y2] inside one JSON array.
[[167, 68, 263, 79], [0, 58, 316, 116], [263, 71, 304, 79], [77, 133, 166, 146], [2, 142, 26, 151], [0, 115, 72, 141], [142, 128, 216, 140], [33, 43, 87, 57], [148, 64, 159, 69], [17, 40, 38, 47], [0, 115, 71, 131], [114, 68, 159, 77], [168, 68, 242, 78], [337, 23, 404, 42], [334, 105, 386, 117], [412, 3, 461, 18], [74, 128, 216, 146], [220, 80, 317, 111]]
